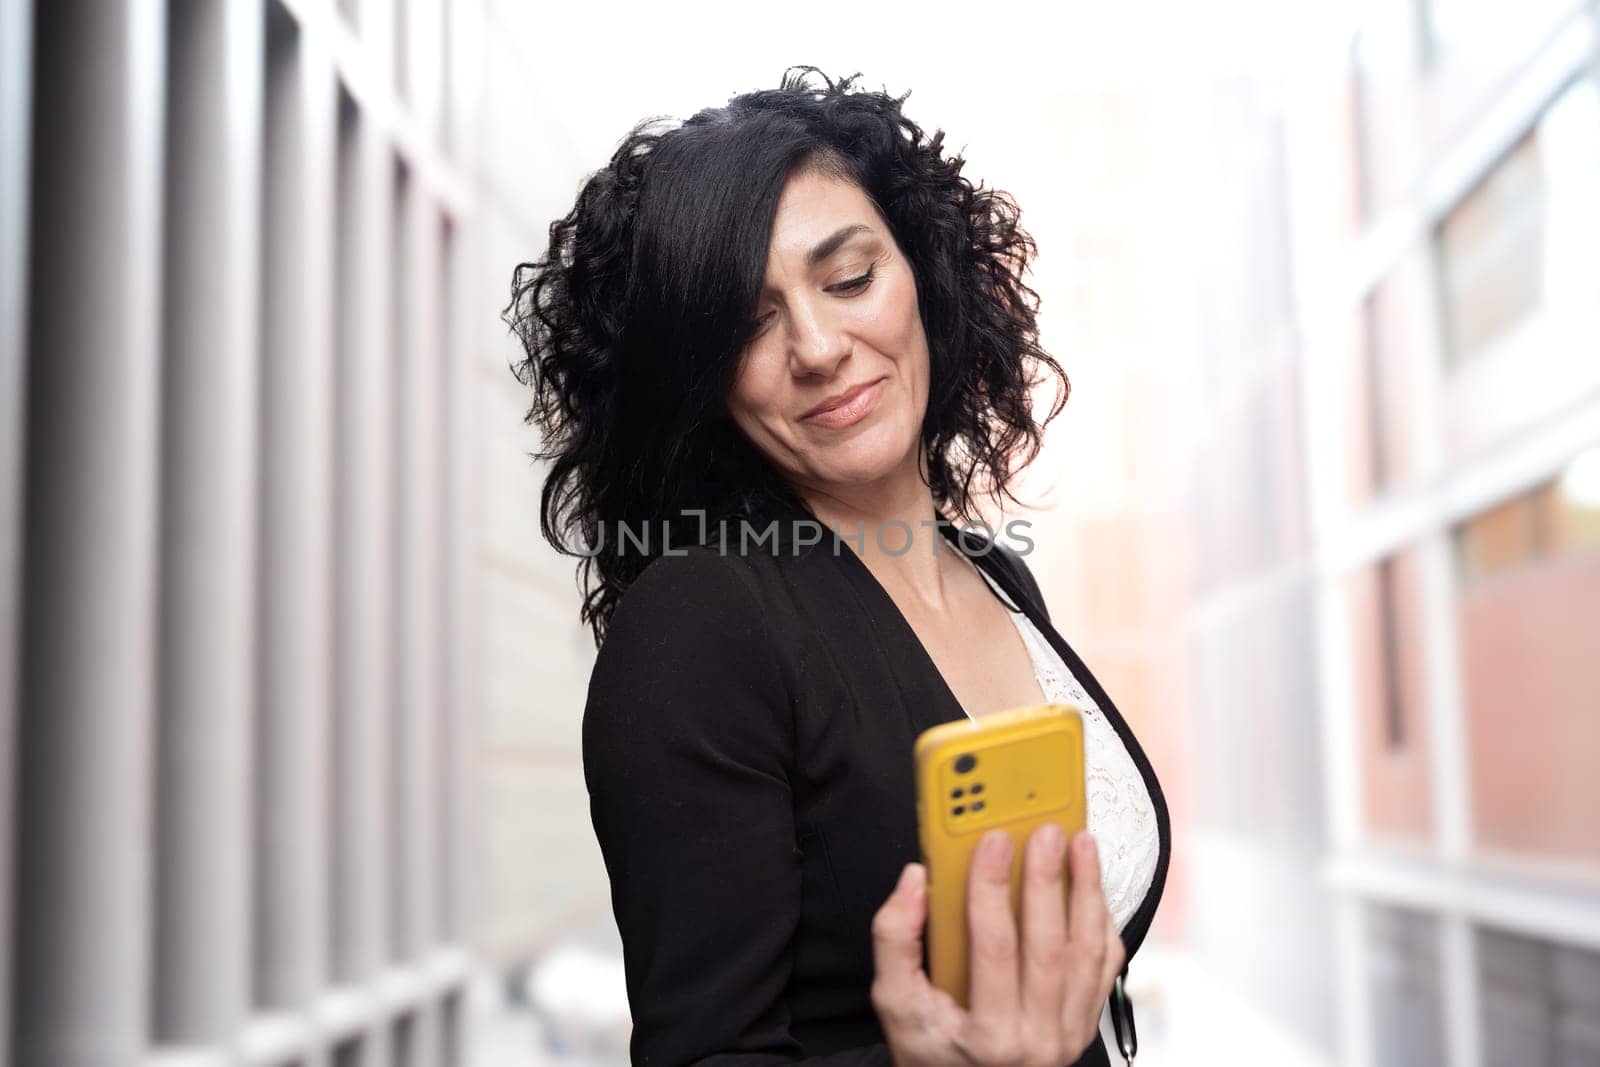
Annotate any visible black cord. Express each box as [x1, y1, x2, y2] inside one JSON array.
[[1108, 966, 1138, 1065]]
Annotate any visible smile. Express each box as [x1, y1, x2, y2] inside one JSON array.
[[802, 377, 887, 429]]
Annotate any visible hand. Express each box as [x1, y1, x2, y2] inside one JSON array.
[[869, 827, 1125, 1067]]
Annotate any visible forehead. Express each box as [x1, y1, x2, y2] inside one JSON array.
[[765, 170, 883, 265]]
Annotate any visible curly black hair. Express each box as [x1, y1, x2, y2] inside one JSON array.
[[505, 66, 1068, 647]]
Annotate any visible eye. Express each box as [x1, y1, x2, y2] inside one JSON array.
[[829, 265, 876, 295], [748, 309, 776, 338], [747, 265, 875, 340]]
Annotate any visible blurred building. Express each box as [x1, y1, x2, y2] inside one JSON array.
[[0, 0, 530, 1063], [1285, 2, 1600, 1064], [4, 2, 1600, 1066], [992, 2, 1600, 1064], [1010, 66, 1335, 1064], [2, 0, 617, 1059]]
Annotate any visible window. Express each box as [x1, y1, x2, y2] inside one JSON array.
[[1352, 270, 1425, 501], [1434, 76, 1600, 369], [1367, 904, 1447, 1066], [1455, 448, 1600, 583], [1455, 448, 1600, 868], [1478, 926, 1600, 1067], [1353, 550, 1433, 842]]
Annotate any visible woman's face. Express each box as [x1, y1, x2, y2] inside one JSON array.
[[725, 169, 930, 501]]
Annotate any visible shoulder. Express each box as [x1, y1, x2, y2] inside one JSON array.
[[583, 545, 795, 792], [587, 545, 789, 725], [976, 530, 1051, 623], [603, 544, 767, 641], [592, 545, 781, 684]]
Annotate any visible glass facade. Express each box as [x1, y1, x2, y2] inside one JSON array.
[[1478, 926, 1600, 1067], [1435, 76, 1600, 370], [1455, 450, 1600, 870], [1350, 262, 1433, 505], [1353, 549, 1434, 843], [1323, 2, 1600, 1063], [1367, 904, 1448, 1067]]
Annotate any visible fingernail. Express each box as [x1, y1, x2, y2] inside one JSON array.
[[1077, 832, 1099, 863], [896, 863, 916, 893], [983, 830, 1013, 864], [1037, 822, 1065, 858]]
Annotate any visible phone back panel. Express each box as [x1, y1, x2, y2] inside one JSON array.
[[914, 703, 1087, 1009]]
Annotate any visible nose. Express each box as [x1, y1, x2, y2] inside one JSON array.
[[785, 293, 850, 376]]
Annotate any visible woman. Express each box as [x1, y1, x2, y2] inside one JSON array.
[[508, 67, 1170, 1066]]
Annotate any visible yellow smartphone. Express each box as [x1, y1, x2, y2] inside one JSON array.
[[914, 703, 1088, 1009]]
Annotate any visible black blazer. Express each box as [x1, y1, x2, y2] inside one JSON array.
[[582, 507, 1171, 1066]]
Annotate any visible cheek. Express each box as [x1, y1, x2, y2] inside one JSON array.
[[880, 270, 926, 355], [885, 295, 929, 387], [726, 353, 788, 435]]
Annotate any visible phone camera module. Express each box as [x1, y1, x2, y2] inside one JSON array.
[[953, 754, 977, 775]]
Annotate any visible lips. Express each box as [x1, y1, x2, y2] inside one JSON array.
[[802, 377, 887, 429], [803, 377, 887, 421]]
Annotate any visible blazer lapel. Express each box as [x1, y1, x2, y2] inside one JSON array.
[[758, 494, 1170, 961]]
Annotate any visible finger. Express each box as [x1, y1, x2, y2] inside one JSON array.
[[1018, 822, 1070, 1035], [1100, 906, 1128, 997], [1060, 832, 1110, 1031], [965, 829, 1021, 1026], [870, 862, 929, 1028], [1096, 908, 1130, 1061]]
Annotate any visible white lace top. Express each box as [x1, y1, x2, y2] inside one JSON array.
[[961, 552, 1161, 932]]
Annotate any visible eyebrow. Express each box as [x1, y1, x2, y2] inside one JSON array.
[[805, 223, 873, 269]]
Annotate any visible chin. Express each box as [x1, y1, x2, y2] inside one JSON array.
[[800, 420, 919, 490]]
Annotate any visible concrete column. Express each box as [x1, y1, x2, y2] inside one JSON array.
[[15, 2, 167, 1064], [438, 213, 476, 1067], [331, 94, 397, 992], [394, 171, 445, 965], [438, 218, 467, 945], [440, 0, 489, 983], [391, 164, 445, 1067], [0, 0, 31, 1057], [256, 1, 337, 1014], [152, 0, 263, 1052]]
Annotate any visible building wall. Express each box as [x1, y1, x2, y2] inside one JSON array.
[[7, 0, 480, 1062], [455, 0, 613, 977], [1285, 1, 1600, 1063]]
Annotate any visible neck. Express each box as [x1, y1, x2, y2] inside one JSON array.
[[792, 448, 962, 610]]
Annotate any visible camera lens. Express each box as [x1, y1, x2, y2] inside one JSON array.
[[953, 754, 977, 775]]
